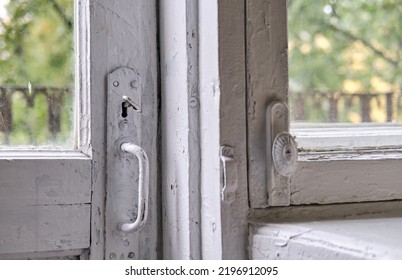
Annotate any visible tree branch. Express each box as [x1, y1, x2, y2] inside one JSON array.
[[324, 20, 398, 68], [49, 0, 72, 31]]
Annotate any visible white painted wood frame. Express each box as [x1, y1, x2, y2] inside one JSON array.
[[160, 0, 402, 260], [0, 0, 159, 260], [249, 201, 402, 259], [160, 0, 201, 260], [245, 0, 402, 260], [0, 0, 92, 259], [160, 0, 249, 259], [246, 0, 402, 207]]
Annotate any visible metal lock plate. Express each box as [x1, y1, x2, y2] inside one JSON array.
[[106, 67, 143, 259], [266, 101, 298, 206]]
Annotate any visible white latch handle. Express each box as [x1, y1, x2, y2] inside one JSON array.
[[118, 143, 149, 233]]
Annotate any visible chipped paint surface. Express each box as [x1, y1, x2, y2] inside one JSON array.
[[250, 212, 402, 259], [160, 0, 201, 259], [98, 0, 158, 260], [218, 0, 249, 260], [0, 0, 158, 260], [0, 204, 90, 255], [198, 0, 223, 259], [247, 0, 289, 208], [290, 156, 402, 205], [0, 159, 91, 207]]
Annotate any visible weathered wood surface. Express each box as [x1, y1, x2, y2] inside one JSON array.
[[218, 0, 249, 260], [246, 0, 289, 208], [0, 158, 91, 205], [0, 156, 91, 256], [95, 0, 159, 260], [0, 204, 90, 254], [197, 0, 223, 259], [0, 249, 86, 260], [160, 0, 201, 259], [290, 153, 402, 205], [250, 211, 402, 259]]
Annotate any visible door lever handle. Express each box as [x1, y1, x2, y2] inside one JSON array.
[[118, 143, 149, 233]]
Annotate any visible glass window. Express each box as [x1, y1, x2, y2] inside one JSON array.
[[289, 0, 401, 125], [0, 0, 74, 147]]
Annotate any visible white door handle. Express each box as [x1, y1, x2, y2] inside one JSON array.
[[118, 143, 149, 233]]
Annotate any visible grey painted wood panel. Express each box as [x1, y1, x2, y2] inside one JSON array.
[[250, 200, 402, 222], [0, 158, 91, 205], [246, 0, 289, 208], [0, 204, 90, 254], [290, 157, 402, 205], [0, 249, 86, 260], [92, 0, 159, 260], [218, 0, 249, 260]]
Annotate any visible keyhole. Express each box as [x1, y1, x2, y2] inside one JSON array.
[[121, 102, 128, 118], [283, 147, 293, 163]]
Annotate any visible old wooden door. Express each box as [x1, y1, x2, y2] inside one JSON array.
[[0, 0, 159, 260]]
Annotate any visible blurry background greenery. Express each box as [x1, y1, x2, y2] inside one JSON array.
[[0, 0, 401, 146], [0, 0, 73, 146], [289, 0, 402, 123]]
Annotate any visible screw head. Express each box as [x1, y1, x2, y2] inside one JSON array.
[[189, 97, 198, 107], [130, 80, 138, 89], [118, 120, 129, 130], [275, 109, 283, 118], [221, 146, 233, 158], [113, 81, 119, 87], [128, 252, 135, 259]]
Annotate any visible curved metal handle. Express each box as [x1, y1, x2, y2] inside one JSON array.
[[118, 143, 149, 233]]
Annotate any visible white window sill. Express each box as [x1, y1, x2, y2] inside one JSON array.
[[249, 212, 402, 259], [291, 123, 402, 151]]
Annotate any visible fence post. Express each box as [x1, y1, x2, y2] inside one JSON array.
[[328, 93, 338, 122], [386, 92, 393, 122], [0, 87, 13, 136], [295, 93, 306, 121], [47, 91, 62, 140], [360, 94, 371, 122]]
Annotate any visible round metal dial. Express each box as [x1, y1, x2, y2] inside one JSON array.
[[272, 132, 298, 177]]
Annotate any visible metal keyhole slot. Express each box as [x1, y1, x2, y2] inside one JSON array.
[[122, 102, 129, 118]]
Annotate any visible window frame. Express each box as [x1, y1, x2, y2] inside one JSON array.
[[159, 0, 402, 260], [0, 0, 160, 260], [246, 0, 402, 208], [0, 0, 94, 258]]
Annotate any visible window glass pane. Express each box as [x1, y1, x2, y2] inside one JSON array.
[[289, 0, 402, 124], [0, 0, 74, 147]]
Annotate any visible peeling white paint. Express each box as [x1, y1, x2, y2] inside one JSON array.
[[160, 0, 201, 260], [100, 0, 158, 260], [250, 212, 402, 259]]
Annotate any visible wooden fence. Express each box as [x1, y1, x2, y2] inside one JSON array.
[[1, 87, 401, 144], [291, 91, 401, 122], [0, 86, 71, 143]]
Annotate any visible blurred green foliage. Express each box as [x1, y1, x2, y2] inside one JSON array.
[[0, 0, 73, 146], [1, 0, 401, 145], [289, 0, 402, 123]]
